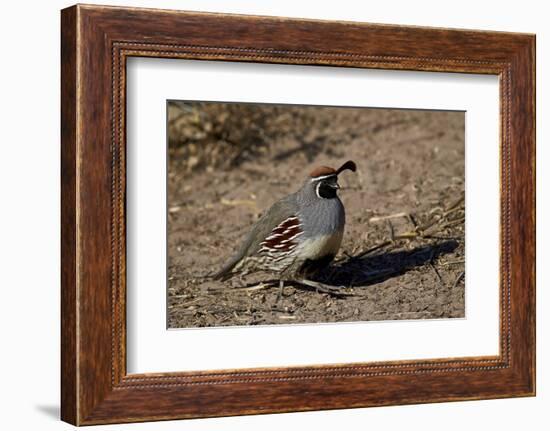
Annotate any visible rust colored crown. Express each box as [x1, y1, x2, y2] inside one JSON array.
[[309, 160, 357, 178], [309, 166, 337, 178]]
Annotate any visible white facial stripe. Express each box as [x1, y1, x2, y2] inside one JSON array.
[[315, 178, 340, 199], [315, 182, 322, 198], [310, 174, 336, 182]]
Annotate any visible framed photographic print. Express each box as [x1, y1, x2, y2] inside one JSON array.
[[61, 4, 535, 425]]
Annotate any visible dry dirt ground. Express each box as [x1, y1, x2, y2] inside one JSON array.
[[167, 101, 465, 328]]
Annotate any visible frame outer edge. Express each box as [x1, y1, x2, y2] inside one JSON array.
[[504, 35, 536, 395], [531, 34, 536, 396], [527, 35, 536, 395], [525, 35, 537, 396], [61, 5, 79, 426]]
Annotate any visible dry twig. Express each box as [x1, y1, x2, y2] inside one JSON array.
[[452, 271, 465, 289]]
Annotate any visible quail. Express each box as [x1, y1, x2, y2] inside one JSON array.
[[214, 160, 357, 283]]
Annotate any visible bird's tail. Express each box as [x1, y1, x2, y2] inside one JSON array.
[[211, 254, 241, 281]]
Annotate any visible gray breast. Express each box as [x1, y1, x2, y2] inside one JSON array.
[[300, 197, 345, 238]]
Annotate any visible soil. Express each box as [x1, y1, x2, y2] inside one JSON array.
[[167, 102, 465, 328]]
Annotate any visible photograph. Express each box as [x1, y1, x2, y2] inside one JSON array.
[[167, 101, 466, 328]]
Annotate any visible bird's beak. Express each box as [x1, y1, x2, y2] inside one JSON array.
[[330, 183, 340, 190]]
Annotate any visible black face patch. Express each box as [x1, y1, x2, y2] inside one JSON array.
[[317, 178, 338, 199]]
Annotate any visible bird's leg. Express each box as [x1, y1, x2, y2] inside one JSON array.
[[275, 279, 285, 303], [292, 278, 355, 298]]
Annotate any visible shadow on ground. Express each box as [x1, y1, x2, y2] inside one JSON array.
[[312, 239, 458, 289]]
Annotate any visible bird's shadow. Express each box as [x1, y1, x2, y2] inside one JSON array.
[[313, 239, 459, 289]]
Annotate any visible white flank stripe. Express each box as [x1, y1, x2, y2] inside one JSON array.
[[260, 217, 302, 248], [279, 231, 304, 243]]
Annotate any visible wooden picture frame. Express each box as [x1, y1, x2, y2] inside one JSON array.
[[61, 4, 535, 425]]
